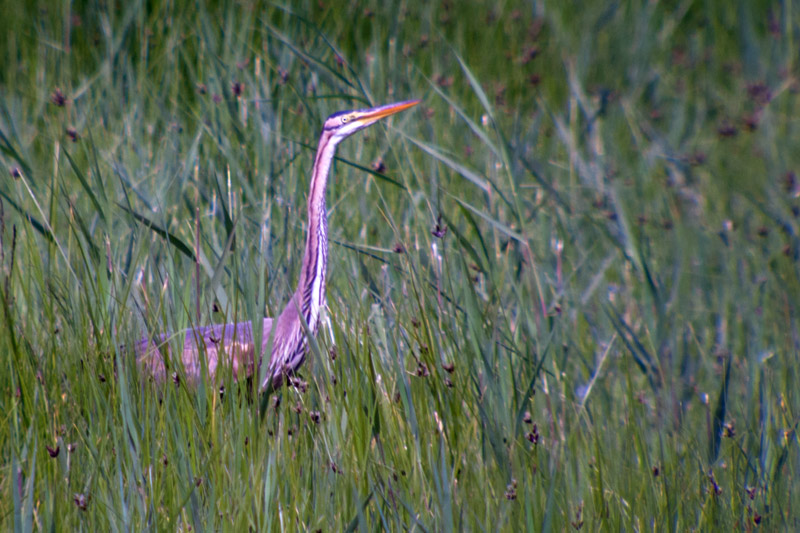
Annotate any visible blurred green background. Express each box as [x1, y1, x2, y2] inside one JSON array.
[[1, 0, 799, 530]]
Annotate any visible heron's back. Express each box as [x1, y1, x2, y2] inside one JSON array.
[[136, 318, 274, 385]]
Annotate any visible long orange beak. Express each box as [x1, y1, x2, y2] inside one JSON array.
[[355, 99, 421, 125]]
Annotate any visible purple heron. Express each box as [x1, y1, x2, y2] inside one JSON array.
[[136, 99, 420, 392]]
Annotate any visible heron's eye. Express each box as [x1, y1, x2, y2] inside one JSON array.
[[341, 116, 349, 124]]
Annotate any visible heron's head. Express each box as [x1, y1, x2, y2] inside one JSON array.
[[322, 99, 420, 142]]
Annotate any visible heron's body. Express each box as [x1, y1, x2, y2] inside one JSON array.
[[137, 319, 272, 383], [137, 100, 419, 391]]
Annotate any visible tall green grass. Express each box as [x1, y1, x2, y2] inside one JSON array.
[[1, 0, 799, 529]]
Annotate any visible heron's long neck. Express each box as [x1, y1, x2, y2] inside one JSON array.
[[296, 131, 337, 332]]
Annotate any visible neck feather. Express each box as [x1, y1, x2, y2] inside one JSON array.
[[296, 131, 338, 333]]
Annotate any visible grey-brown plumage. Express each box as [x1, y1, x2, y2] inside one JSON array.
[[137, 100, 419, 392]]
